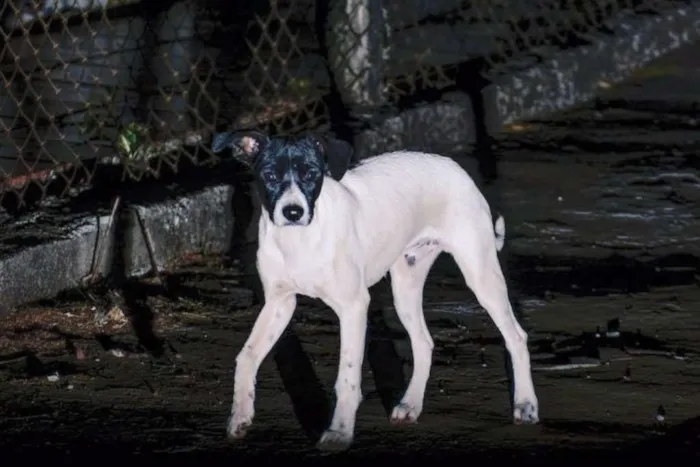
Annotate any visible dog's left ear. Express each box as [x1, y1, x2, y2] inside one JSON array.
[[211, 130, 269, 167], [309, 134, 355, 181]]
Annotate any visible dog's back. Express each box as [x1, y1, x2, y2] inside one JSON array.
[[323, 151, 497, 286], [344, 151, 482, 199]]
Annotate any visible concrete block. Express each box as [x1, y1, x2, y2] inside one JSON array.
[[354, 92, 476, 159], [0, 184, 235, 313], [483, 3, 700, 131], [0, 215, 112, 313], [125, 185, 234, 276]]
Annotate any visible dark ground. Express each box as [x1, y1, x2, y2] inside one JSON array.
[[1, 259, 699, 465], [1, 45, 700, 464]]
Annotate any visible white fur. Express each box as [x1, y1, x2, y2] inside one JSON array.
[[228, 151, 539, 451], [494, 215, 505, 251]]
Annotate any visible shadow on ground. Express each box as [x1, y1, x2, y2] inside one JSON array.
[[1, 406, 697, 464]]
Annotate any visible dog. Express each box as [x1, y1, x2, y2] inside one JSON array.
[[211, 131, 539, 451]]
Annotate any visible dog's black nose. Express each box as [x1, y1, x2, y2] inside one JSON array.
[[282, 204, 304, 222]]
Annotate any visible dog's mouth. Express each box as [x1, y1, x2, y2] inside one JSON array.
[[280, 219, 310, 227]]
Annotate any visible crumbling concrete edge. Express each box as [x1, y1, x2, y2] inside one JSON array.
[[354, 92, 477, 160], [484, 3, 700, 132], [0, 185, 234, 314]]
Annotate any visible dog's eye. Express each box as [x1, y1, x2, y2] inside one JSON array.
[[262, 171, 278, 183], [301, 169, 318, 181]]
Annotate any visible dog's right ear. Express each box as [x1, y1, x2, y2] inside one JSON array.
[[211, 131, 269, 166], [308, 134, 355, 181]]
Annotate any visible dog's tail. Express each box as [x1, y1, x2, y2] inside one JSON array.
[[494, 214, 506, 252]]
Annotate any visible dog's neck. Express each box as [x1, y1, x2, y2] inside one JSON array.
[[259, 198, 326, 248], [257, 178, 350, 265]]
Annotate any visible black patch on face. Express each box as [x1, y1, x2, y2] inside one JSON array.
[[253, 137, 325, 223]]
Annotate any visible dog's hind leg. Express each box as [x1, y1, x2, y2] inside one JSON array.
[[388, 245, 440, 424], [228, 291, 297, 439], [447, 233, 539, 424]]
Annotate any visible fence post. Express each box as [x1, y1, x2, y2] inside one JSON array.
[[325, 0, 388, 123]]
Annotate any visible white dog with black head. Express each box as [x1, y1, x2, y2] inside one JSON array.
[[212, 131, 539, 451]]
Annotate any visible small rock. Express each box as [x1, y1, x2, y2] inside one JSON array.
[[479, 348, 487, 368], [656, 405, 666, 423], [623, 365, 631, 381], [606, 318, 621, 338], [106, 306, 128, 327], [109, 349, 126, 358]]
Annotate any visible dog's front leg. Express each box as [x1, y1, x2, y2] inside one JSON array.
[[317, 289, 371, 452], [228, 291, 297, 439]]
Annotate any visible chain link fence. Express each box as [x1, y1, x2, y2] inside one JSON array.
[[0, 0, 690, 213]]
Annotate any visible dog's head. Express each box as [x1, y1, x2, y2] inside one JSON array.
[[212, 131, 355, 227]]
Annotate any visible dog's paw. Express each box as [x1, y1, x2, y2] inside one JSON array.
[[513, 399, 539, 425], [226, 413, 253, 440], [317, 429, 354, 452], [390, 402, 421, 424]]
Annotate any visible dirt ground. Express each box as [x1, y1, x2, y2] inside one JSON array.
[[0, 252, 699, 464]]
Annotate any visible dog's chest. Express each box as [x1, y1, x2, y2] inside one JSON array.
[[258, 236, 335, 299]]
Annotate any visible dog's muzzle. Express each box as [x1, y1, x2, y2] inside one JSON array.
[[272, 181, 311, 226]]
